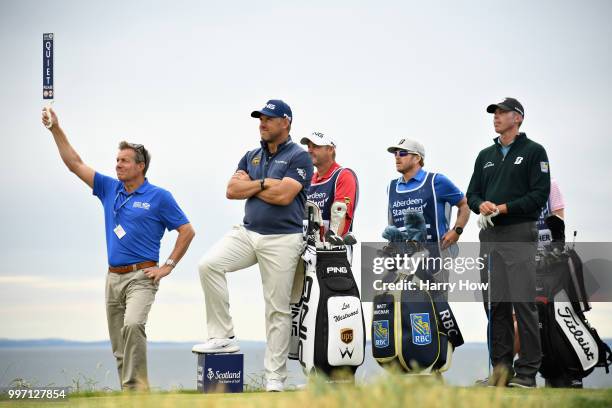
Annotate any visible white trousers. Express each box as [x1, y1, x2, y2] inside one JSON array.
[[198, 225, 304, 382]]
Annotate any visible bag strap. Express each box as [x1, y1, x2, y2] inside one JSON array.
[[431, 293, 464, 348], [590, 326, 612, 374], [601, 342, 612, 374]]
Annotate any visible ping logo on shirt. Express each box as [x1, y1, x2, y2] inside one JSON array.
[[483, 161, 494, 169], [133, 201, 151, 210], [514, 156, 524, 165]]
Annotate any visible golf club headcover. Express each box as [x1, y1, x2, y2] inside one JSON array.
[[329, 201, 348, 235], [305, 200, 324, 247], [343, 232, 357, 246], [382, 226, 407, 242], [404, 211, 427, 242], [306, 200, 324, 226], [545, 214, 566, 244]]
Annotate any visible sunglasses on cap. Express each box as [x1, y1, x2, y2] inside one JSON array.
[[127, 143, 148, 167], [393, 150, 419, 158]]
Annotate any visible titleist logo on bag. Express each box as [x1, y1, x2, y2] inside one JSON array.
[[554, 289, 598, 371], [557, 306, 595, 361]]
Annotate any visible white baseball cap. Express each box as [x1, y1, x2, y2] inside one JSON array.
[[300, 131, 336, 147], [387, 138, 425, 158]]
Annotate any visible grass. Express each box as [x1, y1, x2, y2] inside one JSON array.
[[1, 375, 611, 408]]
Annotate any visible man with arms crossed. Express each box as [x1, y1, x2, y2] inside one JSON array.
[[42, 108, 195, 391], [194, 100, 313, 392], [467, 97, 550, 388]]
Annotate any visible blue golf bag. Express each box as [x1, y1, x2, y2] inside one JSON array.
[[372, 213, 464, 373]]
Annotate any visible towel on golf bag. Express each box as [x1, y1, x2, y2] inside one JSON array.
[[536, 247, 612, 381], [292, 245, 365, 375]]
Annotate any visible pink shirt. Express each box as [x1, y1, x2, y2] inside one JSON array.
[[549, 178, 565, 212]]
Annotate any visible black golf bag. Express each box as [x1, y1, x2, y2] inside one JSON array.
[[288, 204, 365, 377], [536, 245, 612, 385]]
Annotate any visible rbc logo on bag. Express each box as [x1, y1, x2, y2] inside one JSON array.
[[373, 320, 389, 348], [410, 313, 432, 345]]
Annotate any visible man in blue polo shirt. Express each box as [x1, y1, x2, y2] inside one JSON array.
[[387, 138, 470, 259], [194, 99, 313, 392], [42, 108, 195, 391]]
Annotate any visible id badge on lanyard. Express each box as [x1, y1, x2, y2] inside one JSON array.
[[113, 193, 132, 239]]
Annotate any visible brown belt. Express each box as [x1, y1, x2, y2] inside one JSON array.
[[108, 261, 157, 274]]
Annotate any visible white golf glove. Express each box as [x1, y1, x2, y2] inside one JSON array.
[[478, 209, 500, 230]]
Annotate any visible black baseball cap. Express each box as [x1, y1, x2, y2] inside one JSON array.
[[486, 97, 524, 117]]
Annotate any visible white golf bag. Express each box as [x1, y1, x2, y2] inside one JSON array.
[[288, 202, 365, 377]]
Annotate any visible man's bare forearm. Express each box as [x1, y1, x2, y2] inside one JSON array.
[[145, 223, 195, 283], [256, 179, 292, 205], [44, 109, 94, 189], [552, 208, 565, 219], [455, 199, 470, 228], [226, 179, 261, 199], [166, 223, 196, 265], [51, 126, 85, 173]]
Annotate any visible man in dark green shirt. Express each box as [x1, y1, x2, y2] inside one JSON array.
[[467, 97, 550, 388]]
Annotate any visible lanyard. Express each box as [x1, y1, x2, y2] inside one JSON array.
[[113, 192, 132, 219]]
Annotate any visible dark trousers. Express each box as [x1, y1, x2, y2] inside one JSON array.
[[479, 221, 541, 378]]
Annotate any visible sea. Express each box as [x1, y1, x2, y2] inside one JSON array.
[[1, 340, 610, 390]]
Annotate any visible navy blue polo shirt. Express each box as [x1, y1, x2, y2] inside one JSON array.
[[93, 172, 189, 267], [237, 137, 313, 235]]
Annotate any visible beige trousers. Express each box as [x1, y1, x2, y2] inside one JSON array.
[[106, 269, 158, 390], [198, 225, 304, 382]]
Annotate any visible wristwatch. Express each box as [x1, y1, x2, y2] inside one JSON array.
[[165, 259, 177, 268], [453, 226, 464, 235]]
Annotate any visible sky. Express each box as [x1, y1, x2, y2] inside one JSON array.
[[0, 0, 611, 343]]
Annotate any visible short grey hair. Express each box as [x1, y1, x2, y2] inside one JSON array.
[[513, 112, 524, 129], [118, 141, 151, 175]]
